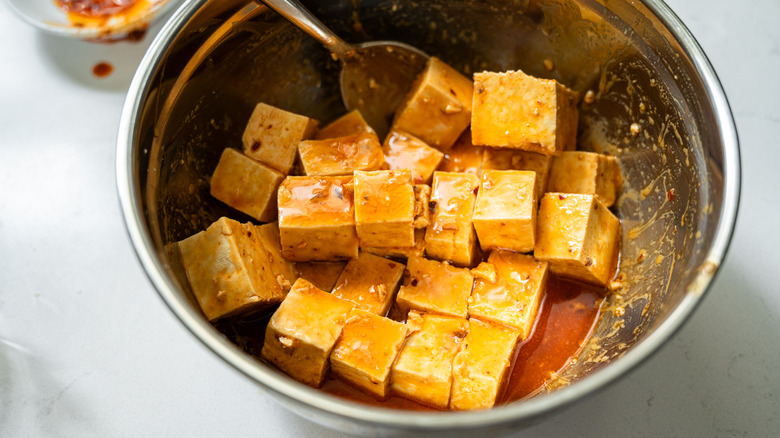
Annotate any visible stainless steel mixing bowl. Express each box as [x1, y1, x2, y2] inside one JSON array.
[[117, 0, 740, 434]]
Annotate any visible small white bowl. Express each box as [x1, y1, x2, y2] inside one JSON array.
[[3, 0, 180, 40]]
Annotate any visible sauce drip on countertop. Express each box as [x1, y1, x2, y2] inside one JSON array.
[[92, 62, 113, 77]]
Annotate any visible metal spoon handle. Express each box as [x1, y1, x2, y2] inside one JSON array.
[[257, 0, 354, 59]]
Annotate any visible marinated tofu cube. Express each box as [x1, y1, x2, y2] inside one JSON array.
[[383, 129, 444, 184], [482, 147, 552, 200], [392, 57, 474, 150], [278, 176, 359, 261], [363, 229, 427, 261], [332, 252, 405, 316], [330, 310, 408, 399], [472, 69, 579, 155], [547, 151, 623, 207], [469, 250, 548, 339], [294, 261, 347, 292], [253, 221, 298, 292], [396, 255, 474, 319], [178, 217, 283, 321], [472, 170, 537, 253], [450, 318, 520, 410], [353, 169, 415, 248], [242, 102, 318, 174], [390, 311, 469, 409], [298, 133, 386, 176], [315, 109, 376, 140], [436, 130, 484, 176], [535, 193, 620, 286], [262, 278, 355, 387], [425, 172, 480, 267], [210, 148, 285, 222]]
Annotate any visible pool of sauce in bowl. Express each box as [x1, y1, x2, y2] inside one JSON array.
[[215, 274, 603, 410]]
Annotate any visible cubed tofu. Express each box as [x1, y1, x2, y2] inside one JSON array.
[[436, 130, 483, 176], [253, 222, 298, 292], [535, 193, 620, 286], [469, 250, 548, 339], [396, 255, 474, 318], [472, 170, 537, 253], [547, 151, 623, 207], [392, 57, 474, 150], [178, 217, 283, 321], [330, 310, 408, 399], [315, 109, 376, 140], [353, 169, 415, 248], [332, 252, 405, 316], [298, 133, 386, 176], [262, 278, 355, 387], [450, 318, 520, 410], [277, 176, 359, 261], [482, 147, 552, 200], [294, 261, 346, 292], [425, 172, 480, 267], [363, 229, 427, 261], [390, 311, 469, 409], [242, 102, 318, 174], [382, 129, 444, 184], [210, 148, 285, 222], [472, 69, 579, 155]]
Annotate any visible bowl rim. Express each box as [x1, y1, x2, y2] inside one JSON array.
[[116, 0, 741, 430]]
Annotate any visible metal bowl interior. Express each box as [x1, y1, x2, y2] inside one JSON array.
[[117, 0, 739, 434]]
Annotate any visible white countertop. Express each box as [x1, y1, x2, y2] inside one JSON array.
[[1, 0, 778, 436]]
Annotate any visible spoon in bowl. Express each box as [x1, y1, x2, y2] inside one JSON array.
[[257, 0, 429, 138]]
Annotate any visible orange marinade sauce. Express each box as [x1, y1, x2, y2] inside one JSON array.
[[319, 275, 604, 410]]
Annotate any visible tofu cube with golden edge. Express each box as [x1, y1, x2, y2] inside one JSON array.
[[209, 148, 285, 222], [253, 222, 298, 292], [294, 261, 346, 292], [482, 147, 552, 200], [353, 169, 415, 248], [242, 102, 318, 174], [178, 217, 283, 321], [262, 278, 355, 387], [278, 176, 359, 261], [298, 133, 386, 176], [383, 129, 444, 184], [392, 57, 474, 150], [436, 130, 484, 176], [472, 69, 579, 155], [450, 318, 520, 410], [469, 250, 548, 339], [425, 172, 480, 267], [332, 252, 405, 315], [363, 229, 426, 261], [315, 109, 376, 140], [547, 151, 623, 207], [330, 310, 408, 399], [535, 193, 620, 286], [473, 170, 537, 253], [396, 255, 474, 318], [390, 311, 469, 408]]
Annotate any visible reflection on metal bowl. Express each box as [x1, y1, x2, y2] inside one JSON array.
[[117, 0, 740, 435]]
